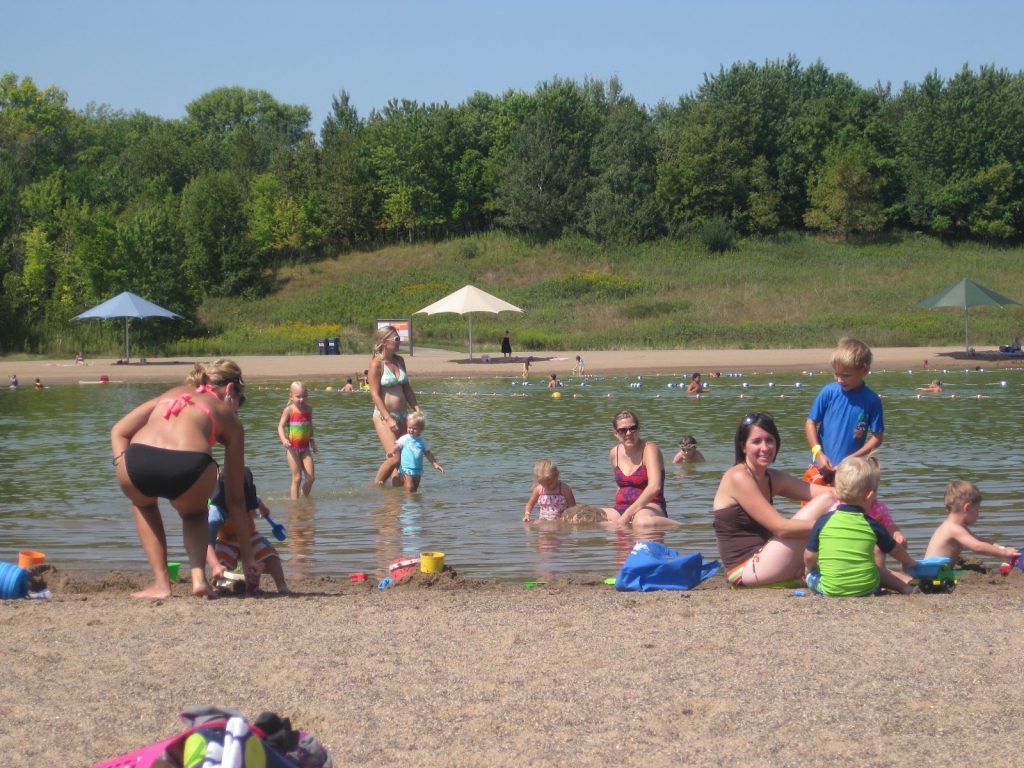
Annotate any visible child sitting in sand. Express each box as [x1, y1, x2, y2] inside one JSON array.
[[523, 459, 577, 522], [671, 435, 706, 464], [383, 412, 443, 491], [924, 480, 1020, 563], [207, 467, 288, 594], [827, 453, 907, 570], [804, 456, 917, 596]]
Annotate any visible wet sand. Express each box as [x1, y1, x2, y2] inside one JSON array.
[[3, 566, 1024, 766], [12, 344, 1018, 387]]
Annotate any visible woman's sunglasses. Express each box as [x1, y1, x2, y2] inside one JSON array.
[[615, 424, 639, 436]]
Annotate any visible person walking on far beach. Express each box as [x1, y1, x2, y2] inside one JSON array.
[[501, 330, 513, 358], [278, 381, 317, 499]]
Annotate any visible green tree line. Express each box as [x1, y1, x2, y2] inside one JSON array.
[[2, 57, 1023, 353]]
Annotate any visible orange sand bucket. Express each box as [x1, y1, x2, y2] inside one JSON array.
[[18, 550, 45, 569], [420, 552, 445, 573]]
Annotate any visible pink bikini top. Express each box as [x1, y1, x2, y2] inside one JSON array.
[[160, 384, 221, 446]]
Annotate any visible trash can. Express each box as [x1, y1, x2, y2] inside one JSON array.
[[317, 338, 327, 355], [327, 337, 340, 355]]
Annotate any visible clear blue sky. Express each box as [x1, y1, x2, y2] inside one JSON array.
[[6, 0, 1024, 136]]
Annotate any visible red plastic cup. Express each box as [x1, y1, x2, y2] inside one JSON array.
[[349, 572, 369, 583], [1000, 562, 1011, 575]]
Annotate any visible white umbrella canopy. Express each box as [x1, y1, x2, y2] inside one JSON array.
[[415, 285, 523, 359], [73, 291, 182, 362]]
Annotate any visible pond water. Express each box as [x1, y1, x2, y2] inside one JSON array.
[[1, 364, 1021, 582]]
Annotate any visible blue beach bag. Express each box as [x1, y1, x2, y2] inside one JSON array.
[[615, 541, 720, 592]]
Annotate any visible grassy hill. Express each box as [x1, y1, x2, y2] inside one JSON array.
[[174, 231, 1024, 356]]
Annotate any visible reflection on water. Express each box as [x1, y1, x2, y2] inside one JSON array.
[[281, 498, 318, 581], [1, 364, 1022, 581]]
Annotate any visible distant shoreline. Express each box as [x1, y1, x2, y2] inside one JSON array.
[[8, 345, 1022, 387]]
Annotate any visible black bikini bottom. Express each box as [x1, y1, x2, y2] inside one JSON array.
[[125, 444, 215, 500]]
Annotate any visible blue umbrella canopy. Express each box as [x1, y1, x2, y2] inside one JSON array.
[[918, 279, 1018, 351], [73, 291, 182, 361]]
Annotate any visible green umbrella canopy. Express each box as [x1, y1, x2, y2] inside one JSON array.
[[918, 279, 1018, 351]]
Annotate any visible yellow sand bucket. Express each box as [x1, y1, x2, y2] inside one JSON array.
[[420, 552, 445, 573], [18, 550, 45, 569]]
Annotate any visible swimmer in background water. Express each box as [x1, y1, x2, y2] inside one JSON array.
[[686, 372, 705, 394], [672, 435, 706, 464], [548, 373, 562, 388], [916, 379, 943, 393]]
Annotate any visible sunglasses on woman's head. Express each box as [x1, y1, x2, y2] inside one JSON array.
[[742, 412, 771, 425], [616, 424, 639, 436], [228, 377, 246, 406]]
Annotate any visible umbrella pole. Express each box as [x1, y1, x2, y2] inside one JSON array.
[[124, 318, 130, 362], [468, 315, 474, 360], [964, 307, 970, 352]]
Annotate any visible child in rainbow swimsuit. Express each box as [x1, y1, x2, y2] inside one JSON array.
[[277, 381, 317, 498]]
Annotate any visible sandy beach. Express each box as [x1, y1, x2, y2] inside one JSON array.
[[3, 566, 1024, 767], [5, 344, 1024, 766], [12, 344, 1021, 387]]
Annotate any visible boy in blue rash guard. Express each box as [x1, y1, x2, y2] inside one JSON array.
[[804, 456, 916, 596], [385, 412, 444, 492], [804, 338, 884, 486]]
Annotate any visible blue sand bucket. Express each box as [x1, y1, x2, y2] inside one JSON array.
[[0, 561, 29, 600], [912, 556, 951, 580]]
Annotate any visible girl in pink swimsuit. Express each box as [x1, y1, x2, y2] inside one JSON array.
[[523, 459, 577, 522]]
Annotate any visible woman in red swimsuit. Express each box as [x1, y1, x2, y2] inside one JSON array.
[[111, 359, 256, 600], [601, 410, 675, 528]]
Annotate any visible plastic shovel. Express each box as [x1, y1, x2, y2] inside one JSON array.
[[264, 514, 287, 541]]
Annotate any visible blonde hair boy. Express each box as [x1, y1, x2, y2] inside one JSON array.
[[804, 456, 916, 596], [833, 455, 880, 507], [925, 481, 1019, 562]]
